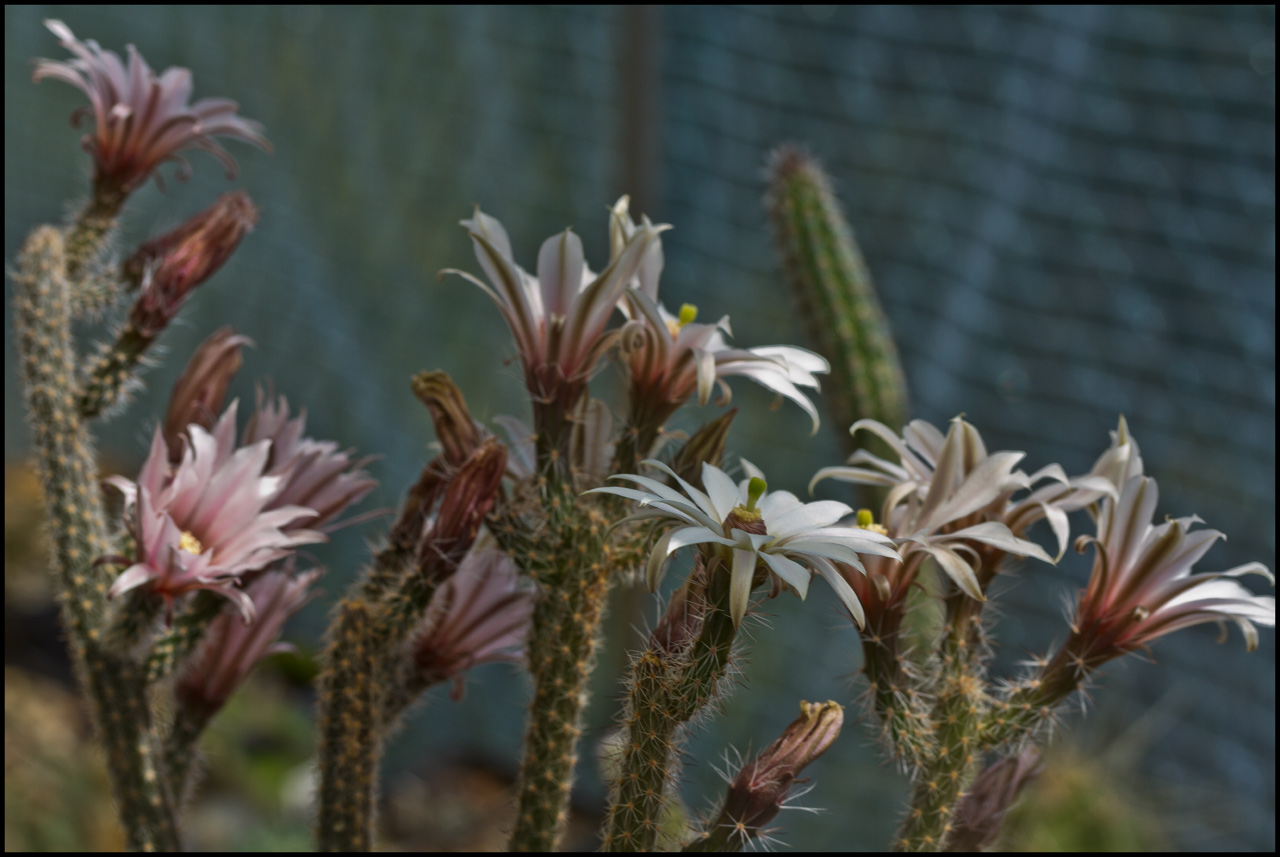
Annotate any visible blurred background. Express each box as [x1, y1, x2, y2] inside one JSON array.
[[5, 5, 1274, 851]]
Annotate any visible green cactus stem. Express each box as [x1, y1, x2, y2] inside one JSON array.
[[316, 599, 380, 852], [14, 226, 179, 850], [602, 560, 740, 852], [766, 145, 908, 450], [507, 487, 612, 852]]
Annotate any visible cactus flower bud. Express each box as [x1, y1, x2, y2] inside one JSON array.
[[948, 747, 1043, 852], [416, 438, 508, 582], [126, 191, 258, 337], [162, 327, 251, 462], [692, 700, 844, 850]]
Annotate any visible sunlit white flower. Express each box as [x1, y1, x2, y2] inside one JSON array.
[[445, 206, 665, 421], [812, 417, 1062, 600], [589, 459, 899, 627], [33, 19, 269, 202], [1065, 473, 1274, 662], [610, 197, 829, 446]]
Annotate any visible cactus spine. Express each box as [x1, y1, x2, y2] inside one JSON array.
[[767, 145, 908, 447]]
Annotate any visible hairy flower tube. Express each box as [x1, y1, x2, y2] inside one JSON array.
[[175, 564, 322, 716], [611, 196, 829, 451], [33, 19, 269, 204], [105, 406, 325, 620], [445, 206, 665, 472], [813, 417, 1069, 601], [589, 460, 899, 626], [411, 548, 535, 700]]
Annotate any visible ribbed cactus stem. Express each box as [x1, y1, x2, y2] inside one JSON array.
[[509, 491, 612, 852], [603, 563, 738, 852], [767, 145, 908, 447], [64, 195, 121, 287], [78, 322, 152, 418], [14, 226, 179, 850], [863, 634, 933, 769], [896, 622, 986, 852], [144, 592, 228, 681], [163, 704, 214, 805], [317, 599, 380, 852]]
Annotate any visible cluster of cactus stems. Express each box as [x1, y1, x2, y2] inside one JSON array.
[[12, 23, 1274, 855]]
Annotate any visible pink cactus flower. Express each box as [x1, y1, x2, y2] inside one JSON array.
[[176, 565, 322, 715], [412, 549, 535, 700], [33, 19, 269, 203], [242, 393, 377, 531], [106, 405, 325, 620]]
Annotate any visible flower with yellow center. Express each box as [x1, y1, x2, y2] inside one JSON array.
[[589, 459, 900, 626]]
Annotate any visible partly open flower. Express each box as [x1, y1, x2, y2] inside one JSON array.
[[1053, 473, 1275, 681], [612, 197, 828, 447], [589, 460, 899, 627], [242, 392, 377, 531], [813, 417, 1067, 601], [33, 20, 270, 203], [105, 407, 324, 620], [175, 564, 321, 716], [445, 205, 666, 428], [411, 549, 535, 700]]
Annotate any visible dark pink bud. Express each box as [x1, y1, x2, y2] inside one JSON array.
[[127, 192, 258, 336], [417, 439, 508, 581], [162, 327, 252, 462]]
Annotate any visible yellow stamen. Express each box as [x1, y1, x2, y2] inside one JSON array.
[[666, 303, 699, 338], [178, 530, 204, 554], [856, 508, 889, 535]]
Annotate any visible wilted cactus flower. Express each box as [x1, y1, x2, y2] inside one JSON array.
[[411, 549, 535, 700], [611, 196, 828, 448], [105, 406, 325, 620], [1038, 471, 1275, 698], [176, 565, 321, 716], [589, 460, 899, 627], [125, 192, 259, 338], [949, 748, 1043, 852], [692, 700, 844, 851], [33, 19, 269, 204], [445, 205, 666, 460]]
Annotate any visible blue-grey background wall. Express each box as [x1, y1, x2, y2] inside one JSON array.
[[5, 5, 1274, 850]]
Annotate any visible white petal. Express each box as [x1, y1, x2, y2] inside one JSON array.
[[918, 544, 984, 601], [758, 550, 811, 599], [702, 461, 744, 522], [940, 521, 1054, 565], [730, 548, 758, 627]]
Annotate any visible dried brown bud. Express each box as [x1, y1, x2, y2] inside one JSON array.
[[162, 326, 252, 462], [412, 370, 484, 465], [126, 191, 258, 336], [949, 747, 1043, 852]]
